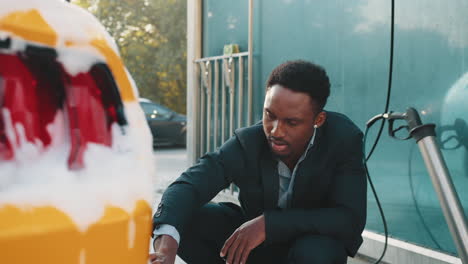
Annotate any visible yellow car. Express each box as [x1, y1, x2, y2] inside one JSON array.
[[0, 0, 154, 263]]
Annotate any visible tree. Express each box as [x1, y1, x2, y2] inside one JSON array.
[[71, 0, 187, 113]]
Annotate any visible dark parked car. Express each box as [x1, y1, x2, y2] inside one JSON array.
[[139, 99, 186, 147]]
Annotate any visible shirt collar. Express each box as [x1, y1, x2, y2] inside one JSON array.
[[305, 126, 318, 153]]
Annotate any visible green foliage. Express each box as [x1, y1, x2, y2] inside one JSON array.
[[71, 0, 187, 114]]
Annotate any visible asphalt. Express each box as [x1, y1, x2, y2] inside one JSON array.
[[151, 147, 370, 264], [151, 147, 188, 264]]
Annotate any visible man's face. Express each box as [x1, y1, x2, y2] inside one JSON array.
[[262, 84, 322, 166]]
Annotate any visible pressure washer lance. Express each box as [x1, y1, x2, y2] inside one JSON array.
[[368, 107, 468, 263]]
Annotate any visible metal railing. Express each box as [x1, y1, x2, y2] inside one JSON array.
[[187, 0, 254, 166], [194, 52, 251, 158]]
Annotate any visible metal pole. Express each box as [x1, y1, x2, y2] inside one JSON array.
[[417, 136, 468, 263], [247, 0, 253, 125], [228, 58, 235, 138], [198, 63, 206, 157], [187, 0, 202, 164], [368, 108, 468, 262], [238, 56, 244, 129], [205, 61, 212, 153], [221, 59, 227, 143], [393, 108, 468, 263], [213, 60, 219, 149]]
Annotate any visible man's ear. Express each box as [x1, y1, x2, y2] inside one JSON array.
[[314, 111, 327, 128]]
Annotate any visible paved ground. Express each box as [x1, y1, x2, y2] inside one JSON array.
[[152, 147, 188, 200], [151, 147, 188, 264], [151, 147, 370, 264]]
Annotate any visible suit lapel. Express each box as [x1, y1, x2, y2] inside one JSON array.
[[291, 126, 324, 205], [260, 150, 278, 210]]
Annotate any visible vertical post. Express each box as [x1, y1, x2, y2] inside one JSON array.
[[199, 65, 205, 157], [205, 62, 212, 153], [228, 58, 235, 137], [247, 0, 254, 125], [187, 0, 202, 164], [221, 59, 227, 143], [213, 60, 219, 149], [238, 56, 244, 129]]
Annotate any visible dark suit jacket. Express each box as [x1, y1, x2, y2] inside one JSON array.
[[153, 111, 367, 256]]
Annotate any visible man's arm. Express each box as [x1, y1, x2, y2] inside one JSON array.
[[150, 136, 246, 264], [263, 132, 366, 247], [153, 224, 180, 244], [150, 235, 178, 264], [152, 136, 246, 241]]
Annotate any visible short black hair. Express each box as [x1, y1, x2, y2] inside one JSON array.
[[266, 60, 330, 111]]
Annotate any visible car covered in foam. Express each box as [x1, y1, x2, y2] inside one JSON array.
[[0, 0, 155, 263]]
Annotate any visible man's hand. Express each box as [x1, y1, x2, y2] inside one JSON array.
[[149, 235, 178, 264], [220, 214, 266, 264]]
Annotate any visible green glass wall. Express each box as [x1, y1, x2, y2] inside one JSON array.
[[202, 0, 249, 56], [202, 0, 468, 255]]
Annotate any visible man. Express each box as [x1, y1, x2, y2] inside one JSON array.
[[150, 60, 367, 264]]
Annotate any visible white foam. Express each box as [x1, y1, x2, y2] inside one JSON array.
[[0, 102, 154, 232], [0, 0, 120, 75], [0, 0, 155, 233], [57, 46, 104, 76], [0, 0, 117, 48]]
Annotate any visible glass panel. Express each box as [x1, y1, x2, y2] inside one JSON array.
[[203, 0, 249, 57], [203, 1, 250, 151], [202, 0, 468, 255]]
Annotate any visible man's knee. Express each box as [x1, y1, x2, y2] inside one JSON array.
[[177, 203, 244, 264], [183, 202, 243, 235], [288, 235, 347, 264]]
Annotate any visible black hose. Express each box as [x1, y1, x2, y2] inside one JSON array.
[[364, 128, 388, 264], [363, 1, 395, 262], [365, 0, 395, 162]]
